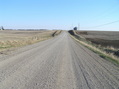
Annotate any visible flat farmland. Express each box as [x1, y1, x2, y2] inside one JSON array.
[[0, 30, 59, 51], [0, 32, 119, 89], [76, 31, 119, 48]]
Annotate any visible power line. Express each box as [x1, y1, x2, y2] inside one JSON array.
[[83, 5, 119, 29], [83, 20, 119, 29], [93, 5, 119, 21]]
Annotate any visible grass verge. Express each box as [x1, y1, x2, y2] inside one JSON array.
[[69, 33, 119, 66]]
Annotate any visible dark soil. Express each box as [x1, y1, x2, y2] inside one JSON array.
[[86, 38, 119, 48], [76, 31, 119, 48]]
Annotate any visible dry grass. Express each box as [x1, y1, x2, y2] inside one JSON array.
[[0, 30, 61, 51], [104, 46, 119, 52], [54, 30, 62, 36], [74, 30, 119, 56], [70, 34, 119, 65]]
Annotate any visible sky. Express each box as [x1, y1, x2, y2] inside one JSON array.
[[0, 0, 119, 31]]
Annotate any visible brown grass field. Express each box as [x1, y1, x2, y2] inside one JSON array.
[[0, 30, 61, 52]]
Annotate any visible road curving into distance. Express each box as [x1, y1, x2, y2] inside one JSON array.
[[0, 31, 119, 89]]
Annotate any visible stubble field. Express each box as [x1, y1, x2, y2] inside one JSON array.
[[0, 30, 60, 52]]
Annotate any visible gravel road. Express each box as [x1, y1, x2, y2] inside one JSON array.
[[0, 31, 119, 89]]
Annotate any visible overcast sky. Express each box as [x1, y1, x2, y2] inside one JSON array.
[[0, 0, 119, 31]]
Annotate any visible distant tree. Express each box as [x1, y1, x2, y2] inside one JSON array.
[[0, 26, 4, 30], [73, 27, 77, 30]]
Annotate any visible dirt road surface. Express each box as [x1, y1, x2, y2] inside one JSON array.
[[0, 32, 119, 89]]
